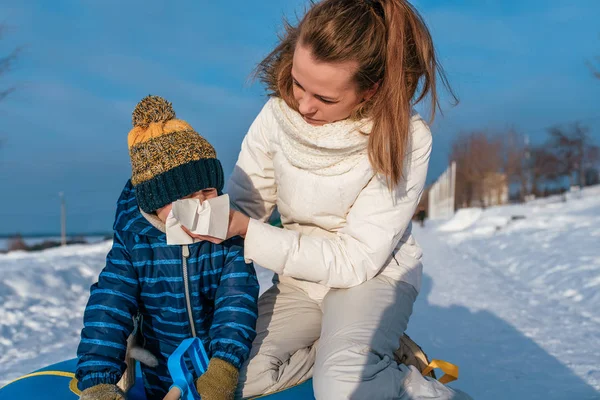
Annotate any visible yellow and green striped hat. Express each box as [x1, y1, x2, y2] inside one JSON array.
[[128, 95, 224, 213]]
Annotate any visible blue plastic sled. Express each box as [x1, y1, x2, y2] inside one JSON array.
[[0, 358, 314, 400]]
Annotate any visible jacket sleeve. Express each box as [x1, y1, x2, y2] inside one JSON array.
[[75, 230, 140, 391], [227, 100, 277, 222], [243, 119, 433, 289], [209, 240, 259, 369]]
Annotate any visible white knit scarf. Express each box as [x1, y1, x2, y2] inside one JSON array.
[[270, 97, 372, 176]]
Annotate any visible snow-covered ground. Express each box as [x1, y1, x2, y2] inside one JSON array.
[[1, 186, 599, 398], [409, 185, 600, 399], [0, 243, 112, 382]]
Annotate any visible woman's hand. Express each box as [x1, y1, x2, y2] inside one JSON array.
[[181, 209, 250, 244]]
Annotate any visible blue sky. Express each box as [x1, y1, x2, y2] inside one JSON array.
[[0, 0, 599, 235]]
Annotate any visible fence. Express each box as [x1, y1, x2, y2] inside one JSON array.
[[428, 162, 456, 220]]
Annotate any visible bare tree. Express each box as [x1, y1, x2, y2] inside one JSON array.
[[588, 37, 600, 79], [0, 24, 19, 103], [529, 147, 561, 195], [503, 130, 529, 200], [451, 132, 504, 207], [588, 57, 600, 79], [8, 233, 27, 252], [547, 123, 600, 187], [584, 146, 600, 186], [0, 24, 19, 149], [451, 134, 477, 208]]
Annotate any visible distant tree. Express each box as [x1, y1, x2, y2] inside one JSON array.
[[547, 123, 600, 187], [588, 57, 600, 80], [529, 147, 561, 195], [1, 24, 20, 149], [8, 233, 27, 252], [503, 130, 529, 201], [450, 132, 503, 207], [0, 24, 19, 103], [588, 37, 600, 79], [584, 167, 600, 186]]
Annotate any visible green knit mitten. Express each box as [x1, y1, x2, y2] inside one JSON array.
[[195, 358, 239, 400], [80, 384, 126, 400]]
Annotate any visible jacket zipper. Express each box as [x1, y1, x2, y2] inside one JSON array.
[[182, 245, 197, 338]]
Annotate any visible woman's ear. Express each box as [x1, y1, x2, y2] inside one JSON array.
[[363, 81, 380, 102]]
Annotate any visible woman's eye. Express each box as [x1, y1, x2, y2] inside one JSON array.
[[293, 80, 303, 89], [317, 97, 338, 104]]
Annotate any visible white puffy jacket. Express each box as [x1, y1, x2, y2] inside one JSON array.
[[228, 98, 432, 300]]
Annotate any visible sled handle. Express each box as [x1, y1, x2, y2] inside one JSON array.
[[165, 337, 209, 400], [421, 359, 459, 384]]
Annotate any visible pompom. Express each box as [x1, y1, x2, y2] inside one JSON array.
[[132, 95, 176, 127]]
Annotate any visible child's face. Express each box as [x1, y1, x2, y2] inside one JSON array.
[[156, 188, 219, 223]]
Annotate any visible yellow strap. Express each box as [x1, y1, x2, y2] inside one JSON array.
[[1, 370, 75, 389], [70, 378, 82, 395], [421, 359, 459, 384]]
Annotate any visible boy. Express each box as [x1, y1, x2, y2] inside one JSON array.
[[76, 95, 259, 400]]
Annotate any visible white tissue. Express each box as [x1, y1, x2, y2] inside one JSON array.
[[165, 194, 230, 245]]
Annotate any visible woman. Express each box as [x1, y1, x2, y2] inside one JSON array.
[[199, 0, 470, 398]]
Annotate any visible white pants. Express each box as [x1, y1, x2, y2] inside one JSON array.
[[237, 275, 471, 399]]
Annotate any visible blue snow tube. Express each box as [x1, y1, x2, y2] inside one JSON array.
[[0, 359, 314, 400]]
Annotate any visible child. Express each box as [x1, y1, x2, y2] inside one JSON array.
[[75, 95, 259, 400]]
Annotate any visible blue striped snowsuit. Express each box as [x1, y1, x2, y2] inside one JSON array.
[[76, 181, 259, 399]]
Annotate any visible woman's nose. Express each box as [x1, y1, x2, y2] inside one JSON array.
[[297, 96, 318, 115]]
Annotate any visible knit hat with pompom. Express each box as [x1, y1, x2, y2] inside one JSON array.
[[127, 95, 224, 213]]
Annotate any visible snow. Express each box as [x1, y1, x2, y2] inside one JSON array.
[[437, 208, 483, 233], [0, 242, 119, 383], [433, 185, 600, 325], [408, 185, 600, 399], [1, 186, 599, 398]]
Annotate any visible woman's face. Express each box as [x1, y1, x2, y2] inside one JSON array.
[[291, 43, 375, 126]]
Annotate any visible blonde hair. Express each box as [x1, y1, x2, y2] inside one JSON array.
[[256, 0, 455, 186]]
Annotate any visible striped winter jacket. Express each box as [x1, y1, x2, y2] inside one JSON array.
[[76, 181, 259, 398]]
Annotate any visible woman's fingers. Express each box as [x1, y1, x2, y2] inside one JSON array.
[[180, 226, 224, 244], [180, 225, 195, 237], [178, 210, 250, 243]]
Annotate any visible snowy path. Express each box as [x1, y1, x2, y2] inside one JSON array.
[[408, 225, 600, 399]]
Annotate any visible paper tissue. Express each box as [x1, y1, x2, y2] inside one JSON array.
[[165, 194, 230, 245]]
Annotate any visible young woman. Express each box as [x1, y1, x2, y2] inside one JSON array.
[[199, 0, 470, 398]]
